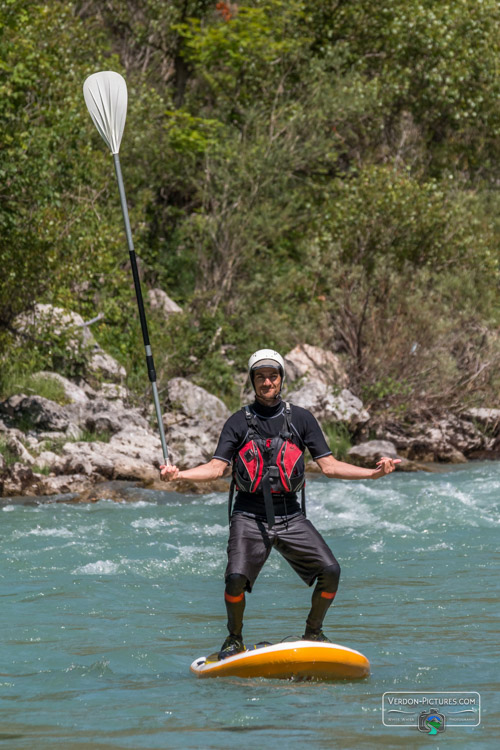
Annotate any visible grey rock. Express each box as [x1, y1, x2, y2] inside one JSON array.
[[55, 443, 114, 478], [75, 380, 99, 399], [14, 304, 94, 348], [4, 395, 70, 432], [24, 435, 42, 451], [287, 381, 369, 429], [53, 426, 164, 483], [34, 451, 61, 470], [167, 378, 231, 422], [347, 440, 423, 470], [284, 344, 349, 386], [348, 440, 399, 461], [110, 455, 159, 482], [98, 383, 130, 401], [1, 462, 38, 496], [66, 422, 83, 441], [110, 426, 164, 465], [375, 414, 485, 462], [0, 394, 28, 417], [87, 350, 126, 381], [33, 372, 89, 404], [4, 435, 35, 465], [462, 408, 500, 434], [13, 305, 126, 382], [37, 474, 93, 496], [70, 398, 149, 435], [0, 425, 27, 443], [37, 431, 68, 442], [148, 288, 182, 317], [166, 419, 221, 468]]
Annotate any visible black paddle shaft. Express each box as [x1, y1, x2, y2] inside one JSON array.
[[112, 153, 169, 463], [113, 153, 156, 383]]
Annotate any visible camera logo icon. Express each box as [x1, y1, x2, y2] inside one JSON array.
[[418, 710, 446, 734]]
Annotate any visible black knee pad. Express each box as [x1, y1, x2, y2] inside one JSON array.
[[225, 573, 247, 597], [317, 563, 341, 591]]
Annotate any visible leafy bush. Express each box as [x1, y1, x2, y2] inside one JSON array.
[[0, 373, 70, 405], [0, 0, 498, 417], [321, 423, 353, 462]]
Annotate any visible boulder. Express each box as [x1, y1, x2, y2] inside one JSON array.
[[111, 426, 164, 465], [1, 462, 39, 496], [97, 383, 130, 401], [374, 414, 487, 462], [145, 477, 231, 495], [24, 435, 43, 452], [287, 381, 369, 430], [34, 450, 61, 470], [13, 304, 126, 382], [14, 304, 94, 348], [0, 394, 26, 415], [87, 350, 126, 381], [54, 442, 114, 478], [66, 422, 83, 440], [461, 408, 500, 435], [1, 395, 70, 432], [4, 435, 35, 465], [148, 288, 182, 317], [33, 372, 89, 404], [68, 398, 149, 435], [53, 426, 164, 483], [37, 474, 93, 496], [166, 419, 223, 468], [0, 380, 170, 492], [346, 439, 426, 471], [284, 344, 349, 387], [167, 378, 231, 422], [348, 440, 399, 463]]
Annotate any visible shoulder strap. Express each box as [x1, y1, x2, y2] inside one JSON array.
[[281, 401, 292, 439], [242, 405, 262, 438], [243, 405, 253, 422]]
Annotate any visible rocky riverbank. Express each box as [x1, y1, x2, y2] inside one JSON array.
[[1, 342, 499, 501]]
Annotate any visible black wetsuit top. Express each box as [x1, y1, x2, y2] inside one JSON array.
[[213, 399, 332, 516]]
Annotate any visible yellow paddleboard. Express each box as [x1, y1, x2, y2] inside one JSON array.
[[190, 640, 370, 681]]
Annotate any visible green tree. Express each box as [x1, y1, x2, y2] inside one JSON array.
[[0, 2, 145, 385]]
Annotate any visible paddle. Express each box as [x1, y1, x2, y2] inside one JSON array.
[[83, 70, 169, 465]]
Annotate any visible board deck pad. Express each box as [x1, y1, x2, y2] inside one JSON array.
[[190, 640, 370, 681]]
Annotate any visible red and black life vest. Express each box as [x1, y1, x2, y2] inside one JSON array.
[[228, 402, 306, 528]]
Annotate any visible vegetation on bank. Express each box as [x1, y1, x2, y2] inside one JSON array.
[[1, 0, 499, 415]]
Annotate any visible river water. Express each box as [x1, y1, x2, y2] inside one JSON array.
[[0, 463, 498, 749]]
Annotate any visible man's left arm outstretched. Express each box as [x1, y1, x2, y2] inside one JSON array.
[[316, 455, 400, 480]]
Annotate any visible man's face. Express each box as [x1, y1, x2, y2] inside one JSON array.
[[253, 367, 281, 404]]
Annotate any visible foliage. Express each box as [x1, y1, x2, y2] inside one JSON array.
[[315, 0, 500, 176], [0, 436, 19, 467], [0, 372, 70, 404], [0, 0, 499, 416], [321, 422, 352, 461]]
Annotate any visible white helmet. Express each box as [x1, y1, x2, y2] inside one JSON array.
[[248, 349, 285, 387]]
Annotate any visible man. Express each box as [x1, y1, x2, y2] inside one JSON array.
[[160, 348, 400, 659]]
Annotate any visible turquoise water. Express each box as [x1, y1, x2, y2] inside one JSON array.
[[0, 463, 498, 749]]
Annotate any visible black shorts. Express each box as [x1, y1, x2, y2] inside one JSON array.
[[225, 512, 339, 592]]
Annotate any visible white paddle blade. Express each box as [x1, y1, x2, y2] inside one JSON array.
[[83, 71, 127, 154]]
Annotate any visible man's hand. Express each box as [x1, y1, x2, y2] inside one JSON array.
[[159, 458, 229, 483], [316, 454, 401, 480], [160, 464, 180, 482], [372, 457, 401, 478]]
